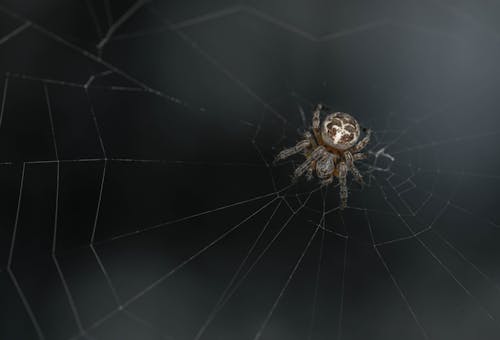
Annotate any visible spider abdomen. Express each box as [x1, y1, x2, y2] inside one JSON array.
[[321, 112, 361, 150]]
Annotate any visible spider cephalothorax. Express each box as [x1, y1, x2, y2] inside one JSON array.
[[275, 104, 371, 209]]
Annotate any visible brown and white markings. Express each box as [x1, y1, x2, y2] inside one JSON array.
[[275, 104, 371, 209]]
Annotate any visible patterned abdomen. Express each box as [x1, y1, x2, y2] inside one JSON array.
[[321, 112, 361, 150]]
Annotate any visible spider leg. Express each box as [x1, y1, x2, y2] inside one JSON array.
[[345, 151, 364, 185], [274, 139, 311, 163], [293, 146, 325, 180], [338, 161, 348, 209], [353, 152, 367, 161], [312, 104, 323, 144], [352, 128, 372, 153], [303, 131, 317, 148], [306, 163, 314, 181]]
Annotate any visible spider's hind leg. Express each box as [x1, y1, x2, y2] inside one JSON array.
[[352, 128, 372, 153], [353, 152, 367, 161], [312, 104, 323, 144]]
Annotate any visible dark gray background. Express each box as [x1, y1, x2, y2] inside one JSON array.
[[1, 0, 500, 339]]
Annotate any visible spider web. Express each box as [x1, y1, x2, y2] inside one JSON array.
[[1, 1, 500, 339]]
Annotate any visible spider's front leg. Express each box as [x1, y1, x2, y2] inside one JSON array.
[[345, 151, 364, 185], [351, 128, 372, 153], [338, 161, 348, 209], [293, 146, 325, 180], [306, 164, 315, 181], [274, 139, 311, 164]]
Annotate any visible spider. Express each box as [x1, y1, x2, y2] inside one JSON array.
[[275, 104, 371, 209]]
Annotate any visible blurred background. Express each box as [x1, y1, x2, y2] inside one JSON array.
[[1, 0, 500, 339]]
